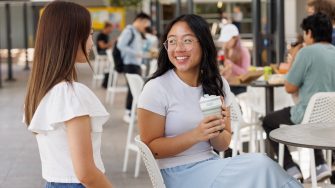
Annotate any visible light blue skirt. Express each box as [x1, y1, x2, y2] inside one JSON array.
[[161, 153, 303, 188]]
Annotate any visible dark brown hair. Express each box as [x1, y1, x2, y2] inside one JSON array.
[[307, 0, 335, 21], [24, 1, 91, 125]]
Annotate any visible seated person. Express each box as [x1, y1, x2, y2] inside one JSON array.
[[96, 22, 114, 55], [218, 24, 250, 95], [286, 35, 304, 70], [138, 14, 302, 188], [262, 13, 335, 182]]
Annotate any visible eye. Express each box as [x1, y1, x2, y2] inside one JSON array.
[[183, 38, 193, 44], [168, 39, 177, 45]]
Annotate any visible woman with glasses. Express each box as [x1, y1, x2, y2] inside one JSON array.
[[137, 14, 302, 188]]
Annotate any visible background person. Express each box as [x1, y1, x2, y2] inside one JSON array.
[[117, 12, 151, 123], [23, 1, 113, 188], [219, 24, 250, 95], [262, 13, 335, 183], [96, 22, 115, 55]]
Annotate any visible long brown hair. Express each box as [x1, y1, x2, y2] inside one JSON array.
[[24, 1, 91, 125]]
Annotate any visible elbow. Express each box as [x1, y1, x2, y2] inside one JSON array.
[[74, 166, 97, 185], [77, 174, 94, 185]]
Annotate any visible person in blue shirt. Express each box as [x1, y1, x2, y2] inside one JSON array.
[[117, 13, 151, 122], [262, 13, 335, 183]]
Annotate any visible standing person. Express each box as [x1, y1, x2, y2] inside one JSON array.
[[97, 22, 116, 89], [137, 14, 302, 188], [117, 12, 151, 123], [96, 22, 115, 55], [23, 1, 113, 188], [306, 0, 335, 45], [219, 24, 250, 95], [232, 5, 243, 32], [262, 13, 335, 182]]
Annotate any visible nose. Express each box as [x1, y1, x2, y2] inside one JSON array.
[[174, 41, 186, 51]]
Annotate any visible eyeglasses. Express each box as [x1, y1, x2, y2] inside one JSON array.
[[163, 37, 198, 51]]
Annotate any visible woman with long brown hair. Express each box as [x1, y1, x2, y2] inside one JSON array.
[[24, 1, 113, 188]]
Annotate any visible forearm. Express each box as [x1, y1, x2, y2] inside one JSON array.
[[81, 168, 113, 188], [230, 62, 247, 75], [210, 130, 231, 151], [210, 109, 232, 151], [148, 130, 198, 159]]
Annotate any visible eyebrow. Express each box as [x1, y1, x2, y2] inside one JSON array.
[[167, 34, 195, 38]]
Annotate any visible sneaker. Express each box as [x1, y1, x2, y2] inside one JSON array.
[[305, 164, 332, 183], [286, 166, 303, 181], [123, 110, 131, 123]]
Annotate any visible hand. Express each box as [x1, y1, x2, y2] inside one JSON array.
[[192, 115, 225, 142]]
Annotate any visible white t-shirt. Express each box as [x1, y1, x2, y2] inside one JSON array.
[[26, 82, 109, 183], [138, 70, 232, 169]]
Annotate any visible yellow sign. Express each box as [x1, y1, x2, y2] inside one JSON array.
[[88, 7, 125, 31], [40, 7, 126, 31]]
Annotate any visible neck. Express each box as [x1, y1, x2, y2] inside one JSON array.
[[174, 69, 200, 87]]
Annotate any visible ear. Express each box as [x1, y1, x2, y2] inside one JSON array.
[[307, 29, 312, 37]]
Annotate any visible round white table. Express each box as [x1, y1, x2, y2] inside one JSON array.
[[270, 122, 335, 150], [270, 122, 335, 188]]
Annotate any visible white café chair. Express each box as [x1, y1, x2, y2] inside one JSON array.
[[235, 93, 265, 154], [148, 59, 158, 77], [105, 49, 127, 104], [227, 92, 265, 157], [122, 74, 144, 178], [278, 92, 335, 187], [92, 45, 109, 87], [134, 135, 166, 188]]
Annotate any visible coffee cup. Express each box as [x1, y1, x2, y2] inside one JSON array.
[[199, 94, 222, 117]]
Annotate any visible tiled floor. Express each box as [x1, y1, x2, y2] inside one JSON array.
[[0, 63, 151, 188]]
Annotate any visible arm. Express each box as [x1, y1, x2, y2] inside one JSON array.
[[284, 80, 299, 94], [137, 109, 224, 159], [226, 48, 250, 76], [66, 115, 113, 188], [98, 40, 113, 49], [209, 98, 232, 151]]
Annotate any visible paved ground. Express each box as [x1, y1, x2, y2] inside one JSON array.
[[1, 61, 334, 188], [0, 62, 151, 188]]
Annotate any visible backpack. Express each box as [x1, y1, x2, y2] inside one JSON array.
[[112, 28, 135, 73]]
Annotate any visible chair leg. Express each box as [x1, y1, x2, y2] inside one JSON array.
[[278, 143, 284, 167], [110, 72, 118, 104], [134, 150, 141, 178], [105, 65, 114, 103], [327, 150, 332, 173], [123, 102, 137, 173], [310, 148, 317, 188], [259, 130, 265, 154], [232, 126, 239, 157], [122, 143, 130, 172]]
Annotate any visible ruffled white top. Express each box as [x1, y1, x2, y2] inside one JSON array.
[[27, 82, 109, 183]]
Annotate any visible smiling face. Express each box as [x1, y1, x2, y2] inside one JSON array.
[[166, 21, 202, 74]]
